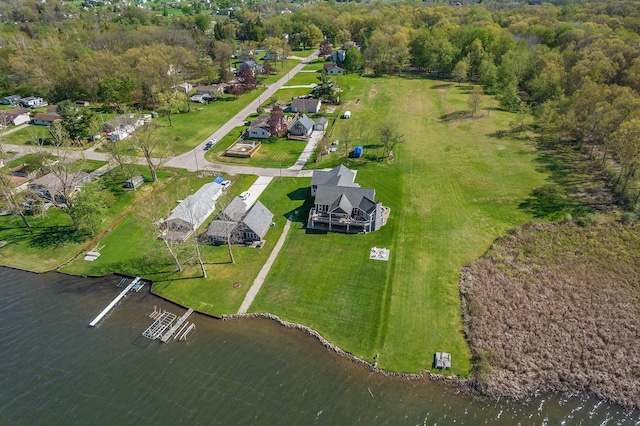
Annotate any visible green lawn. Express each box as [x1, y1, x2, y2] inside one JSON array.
[[274, 88, 313, 102], [61, 175, 302, 316], [302, 59, 327, 71], [285, 73, 320, 87], [0, 166, 163, 271], [205, 126, 306, 168], [250, 76, 549, 375]]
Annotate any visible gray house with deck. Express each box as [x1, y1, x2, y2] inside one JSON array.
[[307, 165, 389, 234]]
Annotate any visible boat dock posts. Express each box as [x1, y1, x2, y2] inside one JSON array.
[[89, 277, 140, 327], [142, 311, 177, 340], [160, 308, 194, 343]]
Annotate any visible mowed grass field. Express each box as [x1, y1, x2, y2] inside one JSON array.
[[250, 76, 548, 375], [204, 126, 307, 168]]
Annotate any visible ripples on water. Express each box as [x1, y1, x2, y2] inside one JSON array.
[[0, 267, 638, 424]]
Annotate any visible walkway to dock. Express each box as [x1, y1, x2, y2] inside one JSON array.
[[160, 308, 194, 342], [237, 219, 291, 314], [89, 277, 139, 327]]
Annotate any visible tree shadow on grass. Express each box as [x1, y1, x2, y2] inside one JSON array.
[[29, 226, 89, 249], [520, 143, 615, 219], [439, 111, 470, 122]]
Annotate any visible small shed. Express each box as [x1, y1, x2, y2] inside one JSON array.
[[125, 175, 145, 189], [353, 146, 363, 158], [343, 111, 351, 119], [314, 117, 328, 131]]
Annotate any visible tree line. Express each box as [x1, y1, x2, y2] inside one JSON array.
[[3, 1, 640, 205]]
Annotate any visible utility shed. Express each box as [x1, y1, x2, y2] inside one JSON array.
[[163, 182, 223, 242]]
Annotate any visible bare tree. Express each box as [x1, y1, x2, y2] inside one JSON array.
[[378, 122, 404, 161], [103, 139, 136, 183], [467, 85, 484, 117], [180, 193, 208, 277], [130, 122, 167, 182], [33, 124, 90, 226], [0, 172, 31, 228], [137, 191, 183, 272]]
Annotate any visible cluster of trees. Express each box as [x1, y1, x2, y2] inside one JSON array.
[[4, 1, 640, 204]]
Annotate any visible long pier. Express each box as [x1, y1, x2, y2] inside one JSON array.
[[89, 277, 140, 327], [160, 308, 194, 342]]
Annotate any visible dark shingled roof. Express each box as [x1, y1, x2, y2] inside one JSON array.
[[314, 185, 377, 214]]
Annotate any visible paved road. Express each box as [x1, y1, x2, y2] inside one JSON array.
[[165, 49, 320, 174], [1, 50, 321, 178]]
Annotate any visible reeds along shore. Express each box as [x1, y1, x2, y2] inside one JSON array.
[[460, 222, 640, 410]]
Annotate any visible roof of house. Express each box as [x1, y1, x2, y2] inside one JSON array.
[[314, 185, 377, 214], [243, 201, 274, 237], [311, 165, 358, 189], [292, 114, 314, 131], [207, 220, 238, 238], [29, 170, 90, 192], [33, 112, 61, 122], [219, 197, 247, 222], [291, 98, 321, 111], [166, 182, 223, 229], [248, 114, 271, 129], [324, 63, 344, 72], [314, 117, 328, 126], [0, 108, 29, 120]]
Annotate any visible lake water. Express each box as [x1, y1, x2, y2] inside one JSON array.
[[1, 266, 638, 424]]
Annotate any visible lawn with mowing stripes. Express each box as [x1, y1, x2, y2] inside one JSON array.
[[285, 73, 320, 87], [205, 126, 307, 168], [250, 76, 548, 375]]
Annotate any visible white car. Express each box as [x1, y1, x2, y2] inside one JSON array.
[[221, 180, 231, 190], [239, 191, 250, 201]]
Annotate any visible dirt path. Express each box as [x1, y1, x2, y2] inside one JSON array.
[[237, 219, 291, 314]]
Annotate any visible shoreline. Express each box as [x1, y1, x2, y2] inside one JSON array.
[[2, 263, 636, 411]]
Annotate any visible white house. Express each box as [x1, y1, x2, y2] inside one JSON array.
[[0, 108, 30, 126], [21, 96, 48, 108]]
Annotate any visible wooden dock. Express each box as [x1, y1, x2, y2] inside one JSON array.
[[160, 308, 194, 343], [89, 278, 139, 327]]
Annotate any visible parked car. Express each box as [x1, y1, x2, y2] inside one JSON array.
[[239, 191, 250, 201], [221, 180, 232, 190]]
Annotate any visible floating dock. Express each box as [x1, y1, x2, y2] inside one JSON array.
[[89, 277, 140, 327], [142, 311, 177, 340], [160, 309, 194, 342]]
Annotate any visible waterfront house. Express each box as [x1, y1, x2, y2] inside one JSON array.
[[162, 182, 224, 242], [206, 198, 274, 244], [29, 171, 91, 204], [307, 165, 388, 234]]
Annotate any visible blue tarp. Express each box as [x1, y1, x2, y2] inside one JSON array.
[[354, 146, 363, 158], [213, 177, 224, 184]]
